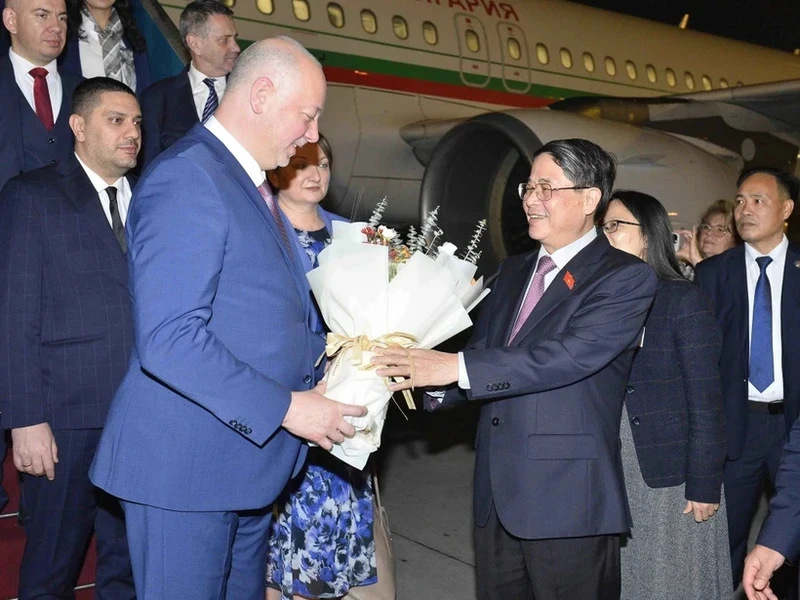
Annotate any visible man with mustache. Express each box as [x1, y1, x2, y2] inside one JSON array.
[[696, 167, 800, 599], [0, 0, 81, 192], [140, 0, 240, 167], [0, 77, 140, 599]]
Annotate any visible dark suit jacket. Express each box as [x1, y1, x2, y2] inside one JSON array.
[[139, 66, 196, 167], [0, 154, 134, 430], [695, 243, 800, 460], [0, 53, 82, 192], [624, 278, 726, 503], [758, 418, 800, 560], [59, 35, 152, 97], [442, 234, 657, 540]]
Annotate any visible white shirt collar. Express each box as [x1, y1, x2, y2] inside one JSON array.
[[74, 152, 126, 193], [188, 62, 225, 91], [744, 235, 788, 265], [538, 226, 598, 270], [203, 116, 265, 187], [8, 47, 58, 79]]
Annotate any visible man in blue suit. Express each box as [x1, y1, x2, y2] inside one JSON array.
[[0, 0, 81, 192], [375, 139, 657, 599], [0, 77, 139, 599], [743, 418, 800, 600], [90, 37, 365, 600], [696, 167, 800, 596], [139, 0, 239, 167]]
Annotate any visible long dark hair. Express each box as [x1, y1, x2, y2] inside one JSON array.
[[606, 190, 685, 281], [67, 0, 147, 54]]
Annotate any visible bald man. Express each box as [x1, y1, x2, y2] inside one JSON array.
[[89, 37, 366, 599], [0, 0, 81, 192]]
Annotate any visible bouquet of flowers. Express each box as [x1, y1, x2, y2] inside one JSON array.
[[306, 201, 490, 469]]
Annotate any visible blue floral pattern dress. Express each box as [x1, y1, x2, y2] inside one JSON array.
[[266, 226, 377, 599]]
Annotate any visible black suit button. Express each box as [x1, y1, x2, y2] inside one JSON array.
[[503, 383, 510, 389], [303, 375, 312, 384], [246, 427, 252, 434], [229, 419, 238, 426], [50, 159, 56, 164], [486, 384, 492, 391], [491, 417, 500, 426], [632, 417, 641, 426], [626, 386, 634, 394], [48, 137, 55, 144]]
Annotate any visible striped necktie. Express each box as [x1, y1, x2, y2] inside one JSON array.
[[508, 255, 557, 343], [749, 256, 774, 392], [201, 78, 218, 124], [29, 68, 54, 131], [257, 182, 291, 252]]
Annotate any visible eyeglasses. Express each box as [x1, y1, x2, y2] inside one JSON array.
[[697, 223, 731, 236], [518, 182, 590, 201], [601, 220, 641, 234]]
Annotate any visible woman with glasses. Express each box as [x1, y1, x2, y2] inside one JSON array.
[[676, 199, 740, 279], [601, 191, 731, 600]]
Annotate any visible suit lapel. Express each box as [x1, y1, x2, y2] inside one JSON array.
[[176, 70, 199, 129], [0, 57, 25, 171], [58, 157, 128, 277], [723, 245, 749, 362], [509, 235, 608, 347], [491, 252, 537, 346], [782, 243, 800, 368]]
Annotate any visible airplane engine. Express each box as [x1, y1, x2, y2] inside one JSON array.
[[419, 109, 742, 272]]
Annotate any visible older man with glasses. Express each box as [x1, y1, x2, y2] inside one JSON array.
[[374, 138, 657, 600]]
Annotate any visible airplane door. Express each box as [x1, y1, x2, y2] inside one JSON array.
[[497, 23, 530, 94], [454, 14, 490, 88]]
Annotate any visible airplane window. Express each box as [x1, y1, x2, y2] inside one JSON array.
[[684, 71, 695, 90], [702, 75, 712, 90], [604, 56, 616, 77], [666, 68, 676, 87], [221, 0, 234, 7], [392, 16, 408, 39], [465, 29, 480, 53], [536, 43, 549, 65], [736, 80, 744, 87], [583, 52, 594, 73], [625, 60, 637, 80], [560, 48, 572, 69], [646, 64, 657, 83], [422, 21, 438, 45], [719, 78, 729, 88], [507, 37, 521, 61], [360, 9, 377, 34], [292, 0, 309, 22], [327, 3, 344, 28], [256, 0, 273, 15]]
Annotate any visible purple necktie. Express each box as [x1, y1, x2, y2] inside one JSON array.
[[508, 255, 557, 343], [257, 181, 291, 251]]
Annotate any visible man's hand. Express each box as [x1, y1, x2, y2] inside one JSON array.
[[683, 500, 720, 522], [372, 348, 459, 391], [676, 227, 703, 266], [743, 544, 786, 600], [282, 382, 367, 451], [11, 423, 58, 480]]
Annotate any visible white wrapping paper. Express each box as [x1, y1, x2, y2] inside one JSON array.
[[306, 222, 491, 469]]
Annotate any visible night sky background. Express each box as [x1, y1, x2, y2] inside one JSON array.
[[573, 0, 799, 52]]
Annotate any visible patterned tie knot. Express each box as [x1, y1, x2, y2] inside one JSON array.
[[203, 78, 216, 90], [536, 255, 557, 277], [756, 256, 772, 274], [29, 67, 48, 80]]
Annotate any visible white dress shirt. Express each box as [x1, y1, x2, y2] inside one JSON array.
[[745, 236, 787, 402], [204, 116, 264, 186], [77, 11, 137, 90], [457, 227, 599, 389], [75, 153, 131, 227], [8, 48, 63, 122], [188, 62, 227, 121]]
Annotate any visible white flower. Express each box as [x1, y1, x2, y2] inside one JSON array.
[[439, 242, 457, 256], [379, 226, 397, 241]]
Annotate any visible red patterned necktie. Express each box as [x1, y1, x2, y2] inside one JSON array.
[[508, 255, 557, 343], [257, 181, 292, 251], [29, 67, 54, 131]]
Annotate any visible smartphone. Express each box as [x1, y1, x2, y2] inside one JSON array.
[[672, 232, 682, 253]]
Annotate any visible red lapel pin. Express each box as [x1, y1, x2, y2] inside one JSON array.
[[563, 271, 575, 290]]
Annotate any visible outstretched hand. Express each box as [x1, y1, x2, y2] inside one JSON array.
[[372, 348, 459, 390], [282, 382, 367, 451]]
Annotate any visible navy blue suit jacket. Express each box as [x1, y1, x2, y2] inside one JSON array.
[[758, 418, 800, 560], [442, 234, 657, 540], [139, 66, 196, 168], [90, 124, 321, 512], [58, 35, 152, 97], [0, 154, 134, 430], [624, 279, 726, 503], [695, 243, 800, 460], [0, 54, 82, 192]]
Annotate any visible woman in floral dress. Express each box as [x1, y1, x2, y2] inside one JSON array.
[[265, 135, 377, 600]]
